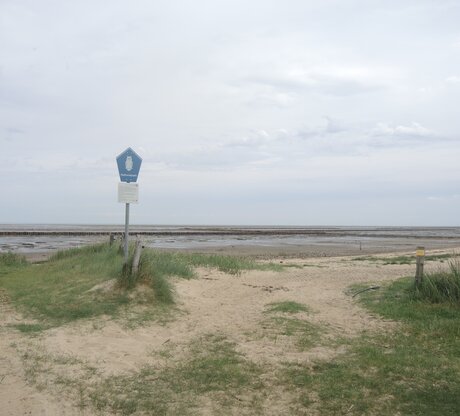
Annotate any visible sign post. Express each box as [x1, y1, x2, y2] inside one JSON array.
[[116, 148, 142, 264], [124, 202, 130, 261]]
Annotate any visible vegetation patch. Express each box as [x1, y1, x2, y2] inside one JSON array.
[[0, 244, 131, 327], [279, 276, 460, 415], [8, 256, 460, 415], [10, 323, 48, 334], [352, 253, 453, 265], [261, 301, 321, 351], [184, 252, 284, 275], [0, 244, 283, 330], [19, 334, 264, 416], [412, 258, 460, 303], [0, 251, 28, 268], [266, 300, 311, 314]]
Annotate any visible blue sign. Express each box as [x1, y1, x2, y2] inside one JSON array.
[[116, 147, 142, 183]]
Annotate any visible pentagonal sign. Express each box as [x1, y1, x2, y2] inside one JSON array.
[[116, 147, 142, 183]]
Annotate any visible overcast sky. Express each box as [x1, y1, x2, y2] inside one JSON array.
[[1, 0, 459, 226]]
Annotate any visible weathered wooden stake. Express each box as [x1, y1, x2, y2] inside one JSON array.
[[415, 246, 425, 286], [109, 233, 115, 246], [132, 236, 143, 276]]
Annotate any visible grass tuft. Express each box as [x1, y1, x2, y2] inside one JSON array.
[[353, 253, 453, 265], [49, 242, 108, 261], [261, 301, 320, 351], [117, 249, 283, 303], [0, 251, 27, 267], [412, 257, 460, 303], [184, 252, 283, 275], [11, 323, 48, 333], [87, 334, 262, 415], [266, 300, 311, 314]]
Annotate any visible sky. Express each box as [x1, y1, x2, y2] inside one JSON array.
[[1, 0, 460, 226]]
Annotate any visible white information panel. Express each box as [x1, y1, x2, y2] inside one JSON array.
[[118, 182, 139, 204]]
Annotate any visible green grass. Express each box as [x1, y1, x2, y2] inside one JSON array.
[[278, 276, 460, 415], [426, 253, 454, 262], [266, 300, 311, 314], [352, 255, 413, 264], [20, 333, 263, 416], [412, 258, 460, 303], [119, 250, 196, 303], [10, 323, 48, 333], [262, 301, 321, 351], [353, 253, 453, 265], [0, 251, 27, 268], [119, 249, 283, 302], [184, 253, 284, 275], [0, 243, 130, 327], [0, 244, 283, 330], [267, 317, 321, 351]]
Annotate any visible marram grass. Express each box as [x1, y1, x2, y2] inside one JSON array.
[[0, 243, 283, 327], [412, 257, 460, 303]]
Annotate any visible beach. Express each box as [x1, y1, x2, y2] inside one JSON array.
[[1, 227, 460, 414]]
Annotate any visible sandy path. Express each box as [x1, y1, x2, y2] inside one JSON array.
[[40, 257, 407, 371], [0, 290, 83, 416], [1, 249, 456, 415]]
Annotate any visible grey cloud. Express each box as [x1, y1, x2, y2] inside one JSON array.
[[242, 67, 391, 99], [223, 129, 273, 148], [2, 0, 460, 225], [445, 76, 460, 84], [295, 117, 348, 139], [371, 122, 436, 139]]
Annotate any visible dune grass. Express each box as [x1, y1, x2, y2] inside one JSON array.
[[0, 251, 28, 268], [412, 257, 460, 303], [119, 249, 283, 303], [295, 274, 460, 416], [353, 253, 453, 265], [0, 243, 130, 327], [0, 243, 283, 329]]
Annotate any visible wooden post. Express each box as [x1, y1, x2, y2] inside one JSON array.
[[131, 236, 143, 276], [415, 246, 425, 286], [109, 233, 115, 246]]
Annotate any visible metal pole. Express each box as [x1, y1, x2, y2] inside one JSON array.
[[124, 202, 130, 263]]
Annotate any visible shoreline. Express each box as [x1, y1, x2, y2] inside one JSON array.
[[1, 225, 460, 238], [21, 240, 460, 264], [2, 225, 460, 262]]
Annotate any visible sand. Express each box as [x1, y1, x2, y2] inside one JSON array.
[[1, 245, 459, 415]]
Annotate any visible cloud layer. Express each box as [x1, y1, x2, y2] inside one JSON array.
[[1, 0, 460, 225]]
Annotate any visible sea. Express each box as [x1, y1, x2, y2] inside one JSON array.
[[1, 224, 460, 255]]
